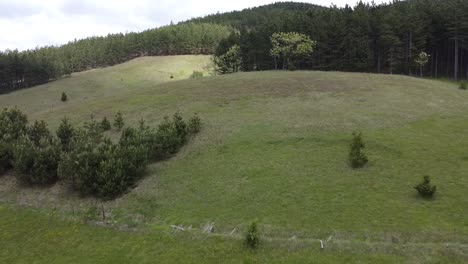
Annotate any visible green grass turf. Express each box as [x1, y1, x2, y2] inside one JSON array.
[[0, 205, 410, 264], [1, 56, 468, 262]]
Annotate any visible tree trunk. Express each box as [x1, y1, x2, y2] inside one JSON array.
[[435, 51, 438, 78], [455, 34, 459, 80], [390, 51, 394, 75], [409, 32, 413, 76], [377, 52, 381, 73]]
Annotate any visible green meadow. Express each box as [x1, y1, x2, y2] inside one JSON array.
[[1, 55, 468, 263]]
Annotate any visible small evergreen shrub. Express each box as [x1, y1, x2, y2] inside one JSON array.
[[459, 82, 467, 90], [288, 63, 297, 71], [173, 112, 188, 143], [61, 92, 68, 102], [245, 221, 260, 249], [0, 108, 29, 173], [349, 132, 368, 168], [100, 117, 111, 131], [27, 120, 52, 146], [14, 120, 58, 185], [58, 129, 100, 192], [415, 176, 437, 198], [170, 75, 174, 79], [0, 107, 28, 140], [154, 113, 189, 158], [190, 71, 204, 78], [84, 115, 104, 143], [56, 118, 75, 151], [0, 141, 13, 174], [114, 111, 125, 131], [13, 136, 60, 185], [188, 114, 202, 135]]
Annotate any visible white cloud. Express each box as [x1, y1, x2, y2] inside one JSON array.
[[0, 0, 388, 51]]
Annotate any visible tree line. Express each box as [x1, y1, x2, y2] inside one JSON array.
[[208, 0, 468, 79], [1, 0, 467, 94], [0, 23, 231, 93]]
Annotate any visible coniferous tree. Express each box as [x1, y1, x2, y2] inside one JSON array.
[[56, 117, 75, 151], [349, 132, 368, 169], [61, 92, 68, 102], [114, 112, 125, 131]]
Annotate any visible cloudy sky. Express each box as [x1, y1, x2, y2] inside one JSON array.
[[0, 0, 388, 51]]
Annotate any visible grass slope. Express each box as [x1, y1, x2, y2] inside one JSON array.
[[0, 55, 211, 126], [1, 56, 468, 263]]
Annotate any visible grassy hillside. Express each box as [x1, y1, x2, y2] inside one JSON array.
[[0, 55, 211, 126], [1, 55, 468, 263]]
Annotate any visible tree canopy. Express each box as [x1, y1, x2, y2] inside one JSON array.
[[270, 32, 316, 70]]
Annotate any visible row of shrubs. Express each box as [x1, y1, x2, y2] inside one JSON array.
[[0, 108, 201, 199]]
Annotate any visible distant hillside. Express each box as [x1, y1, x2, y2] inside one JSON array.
[[189, 2, 325, 28], [1, 0, 467, 94]]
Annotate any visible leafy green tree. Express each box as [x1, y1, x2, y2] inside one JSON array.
[[214, 45, 242, 74], [270, 32, 316, 70], [415, 52, 430, 77]]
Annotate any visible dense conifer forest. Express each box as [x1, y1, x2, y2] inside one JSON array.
[[1, 0, 467, 93]]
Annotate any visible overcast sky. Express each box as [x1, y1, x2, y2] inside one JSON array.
[[0, 0, 388, 51]]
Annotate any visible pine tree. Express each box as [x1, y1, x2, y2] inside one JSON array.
[[349, 132, 368, 168], [61, 92, 68, 102], [114, 112, 124, 131], [100, 117, 111, 131], [56, 117, 75, 151]]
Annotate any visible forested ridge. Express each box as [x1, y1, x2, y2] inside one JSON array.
[[1, 0, 468, 94], [207, 0, 468, 79], [0, 23, 231, 93]]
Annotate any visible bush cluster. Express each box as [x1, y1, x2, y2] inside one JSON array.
[[245, 221, 260, 249], [0, 108, 202, 199], [414, 176, 437, 198], [61, 92, 68, 102], [13, 136, 60, 185], [0, 116, 62, 185], [190, 71, 204, 78], [459, 82, 467, 90]]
